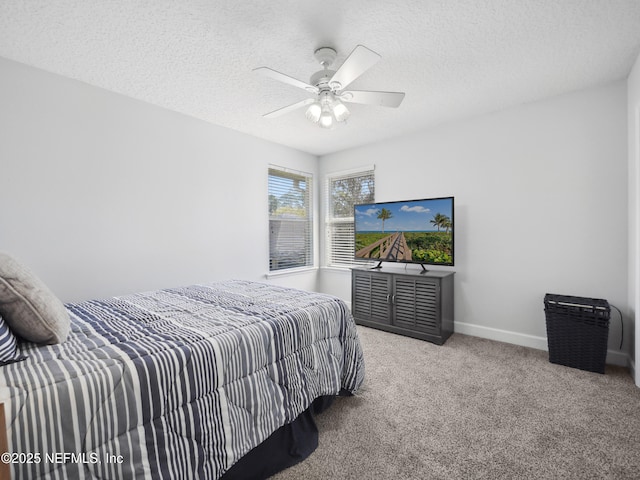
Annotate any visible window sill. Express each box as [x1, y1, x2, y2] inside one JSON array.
[[265, 266, 319, 279], [321, 263, 378, 273], [320, 266, 354, 273]]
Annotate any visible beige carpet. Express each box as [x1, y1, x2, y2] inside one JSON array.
[[272, 326, 640, 479]]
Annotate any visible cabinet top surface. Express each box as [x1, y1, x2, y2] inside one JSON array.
[[352, 266, 455, 278]]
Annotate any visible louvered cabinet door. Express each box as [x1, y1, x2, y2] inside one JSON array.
[[393, 277, 440, 336], [352, 270, 392, 325]]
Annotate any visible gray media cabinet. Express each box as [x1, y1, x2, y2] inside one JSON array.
[[351, 267, 454, 345]]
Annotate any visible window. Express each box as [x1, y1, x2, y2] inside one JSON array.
[[268, 166, 313, 272], [325, 167, 375, 267]]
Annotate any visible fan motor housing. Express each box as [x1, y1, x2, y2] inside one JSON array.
[[310, 69, 336, 89]]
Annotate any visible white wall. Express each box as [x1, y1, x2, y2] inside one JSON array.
[[319, 81, 630, 365], [0, 57, 318, 302], [0, 56, 632, 369], [628, 52, 640, 385]]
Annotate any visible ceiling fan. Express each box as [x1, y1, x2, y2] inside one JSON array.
[[254, 45, 405, 129]]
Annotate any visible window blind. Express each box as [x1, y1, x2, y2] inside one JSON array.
[[325, 167, 375, 267], [268, 167, 313, 271]]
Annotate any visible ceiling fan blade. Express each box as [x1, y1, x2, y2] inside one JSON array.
[[329, 45, 381, 91], [340, 90, 405, 108], [253, 67, 319, 94], [263, 98, 316, 119]]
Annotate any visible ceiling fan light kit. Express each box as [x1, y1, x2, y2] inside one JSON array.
[[305, 101, 322, 122], [305, 90, 351, 129], [254, 45, 405, 129], [332, 99, 350, 122]]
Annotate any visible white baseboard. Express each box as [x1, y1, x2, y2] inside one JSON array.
[[454, 321, 630, 368], [348, 310, 632, 369]]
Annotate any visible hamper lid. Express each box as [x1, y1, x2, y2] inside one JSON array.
[[544, 293, 609, 310]]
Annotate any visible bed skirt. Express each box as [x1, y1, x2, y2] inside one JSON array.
[[221, 394, 338, 479]]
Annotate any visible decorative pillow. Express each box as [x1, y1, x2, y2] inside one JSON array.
[[0, 253, 70, 344], [0, 314, 22, 364]]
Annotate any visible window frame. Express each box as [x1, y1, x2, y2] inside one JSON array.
[[324, 166, 375, 269], [268, 165, 314, 273]]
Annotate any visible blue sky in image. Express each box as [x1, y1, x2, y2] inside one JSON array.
[[355, 198, 453, 232]]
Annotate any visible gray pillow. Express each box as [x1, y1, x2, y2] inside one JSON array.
[[0, 253, 70, 344]]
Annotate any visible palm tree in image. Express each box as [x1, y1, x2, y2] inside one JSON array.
[[377, 208, 393, 233], [430, 213, 448, 232], [441, 216, 452, 233]]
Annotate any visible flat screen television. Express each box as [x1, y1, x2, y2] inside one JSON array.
[[354, 196, 454, 270]]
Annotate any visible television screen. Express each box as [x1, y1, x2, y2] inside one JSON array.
[[354, 197, 454, 267]]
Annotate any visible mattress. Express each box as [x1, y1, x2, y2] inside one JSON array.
[[0, 280, 365, 479]]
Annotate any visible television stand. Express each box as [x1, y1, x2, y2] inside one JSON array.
[[351, 267, 454, 345]]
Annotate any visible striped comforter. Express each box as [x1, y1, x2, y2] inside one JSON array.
[[0, 280, 365, 479]]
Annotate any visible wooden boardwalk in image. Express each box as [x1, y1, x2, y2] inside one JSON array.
[[356, 232, 412, 261]]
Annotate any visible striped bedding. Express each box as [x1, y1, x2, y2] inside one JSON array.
[[0, 280, 365, 479]]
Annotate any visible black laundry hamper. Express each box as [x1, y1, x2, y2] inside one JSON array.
[[544, 294, 610, 374]]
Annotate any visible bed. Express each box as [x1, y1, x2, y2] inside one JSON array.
[[0, 278, 365, 479]]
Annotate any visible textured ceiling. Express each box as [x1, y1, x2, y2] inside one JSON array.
[[1, 1, 640, 156]]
